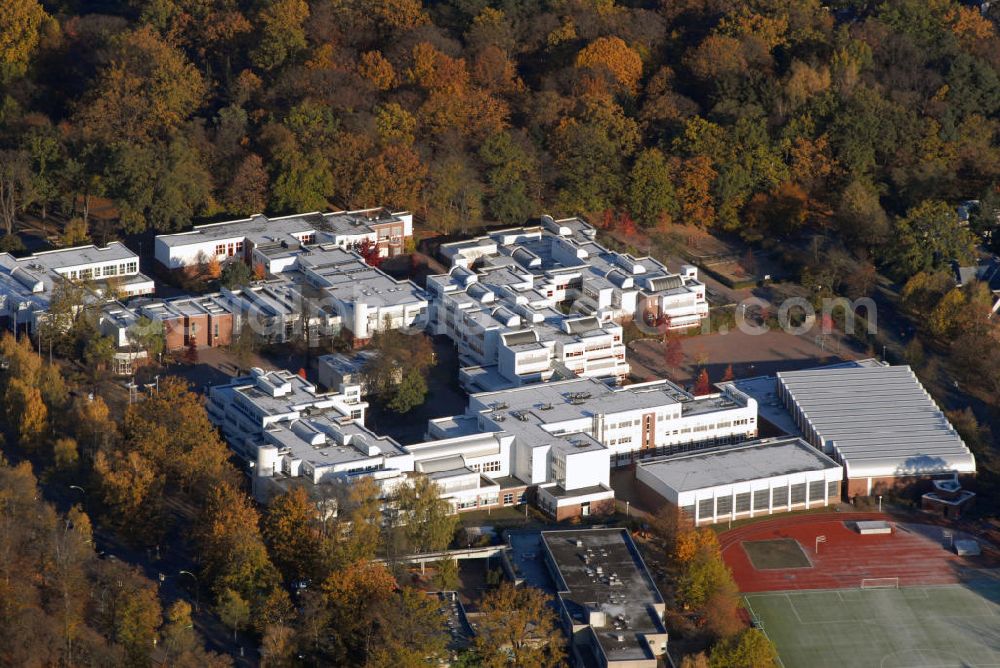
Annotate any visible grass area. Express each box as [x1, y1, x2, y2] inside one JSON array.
[[745, 582, 1000, 668], [708, 505, 855, 534], [742, 539, 812, 570]]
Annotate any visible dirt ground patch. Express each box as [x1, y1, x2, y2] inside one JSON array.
[[628, 328, 865, 385]]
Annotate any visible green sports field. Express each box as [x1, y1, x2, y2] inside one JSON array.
[[745, 582, 1000, 668]]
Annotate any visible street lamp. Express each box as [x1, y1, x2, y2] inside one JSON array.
[[179, 570, 200, 611]]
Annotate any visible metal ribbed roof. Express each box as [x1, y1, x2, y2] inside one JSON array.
[[777, 365, 975, 478]]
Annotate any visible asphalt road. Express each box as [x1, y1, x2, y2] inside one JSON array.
[[51, 483, 260, 666]]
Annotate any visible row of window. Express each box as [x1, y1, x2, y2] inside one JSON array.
[[214, 242, 245, 257], [64, 261, 138, 281], [687, 480, 840, 519], [471, 460, 502, 473]]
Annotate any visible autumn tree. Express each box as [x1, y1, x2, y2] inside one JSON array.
[[472, 583, 565, 668], [674, 155, 717, 226], [317, 559, 396, 662], [693, 369, 711, 396], [93, 450, 166, 544], [196, 483, 281, 612], [5, 378, 48, 450], [0, 0, 49, 82], [324, 476, 383, 570], [709, 628, 778, 668], [121, 377, 233, 497], [575, 36, 644, 96], [263, 487, 324, 584], [76, 26, 206, 144], [225, 153, 269, 215]]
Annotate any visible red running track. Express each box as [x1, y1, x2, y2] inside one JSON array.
[[720, 512, 997, 593]]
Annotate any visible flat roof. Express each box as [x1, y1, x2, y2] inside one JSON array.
[[637, 437, 841, 493], [540, 529, 665, 663], [777, 365, 975, 478]]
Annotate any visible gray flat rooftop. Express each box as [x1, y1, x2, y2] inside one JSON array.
[[17, 241, 137, 269], [777, 364, 976, 478], [541, 529, 665, 664], [637, 437, 841, 493]]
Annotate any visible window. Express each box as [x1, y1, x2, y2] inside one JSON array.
[[214, 323, 219, 339], [215, 244, 226, 256], [753, 490, 770, 511], [827, 480, 840, 500], [771, 485, 788, 508], [503, 493, 513, 505], [189, 323, 198, 335], [734, 493, 751, 513], [103, 265, 117, 277], [697, 498, 714, 519], [126, 262, 137, 273], [716, 496, 733, 515], [790, 483, 807, 504], [350, 410, 362, 420], [79, 268, 92, 280], [808, 480, 825, 502], [236, 242, 244, 253]]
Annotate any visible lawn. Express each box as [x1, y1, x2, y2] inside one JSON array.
[[742, 539, 813, 570], [745, 581, 1000, 668]]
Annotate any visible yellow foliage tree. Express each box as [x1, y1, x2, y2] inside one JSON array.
[[0, 0, 49, 81], [575, 36, 644, 95], [6, 378, 47, 451], [358, 50, 397, 91]]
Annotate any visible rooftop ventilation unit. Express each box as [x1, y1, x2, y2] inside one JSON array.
[[539, 403, 553, 410]]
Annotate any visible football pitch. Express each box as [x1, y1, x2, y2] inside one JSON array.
[[745, 581, 1000, 668]]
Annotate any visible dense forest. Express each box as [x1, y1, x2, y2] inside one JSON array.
[[0, 0, 999, 279]]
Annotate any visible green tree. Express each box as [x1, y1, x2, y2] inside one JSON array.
[[217, 588, 250, 642], [147, 136, 216, 232], [270, 152, 333, 213], [552, 100, 640, 214], [836, 180, 889, 247], [0, 149, 36, 236], [220, 260, 255, 289], [387, 476, 457, 558], [388, 369, 428, 414], [628, 148, 677, 228], [84, 335, 116, 377], [423, 155, 484, 234], [888, 200, 977, 280], [479, 131, 538, 226], [251, 0, 309, 71]]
